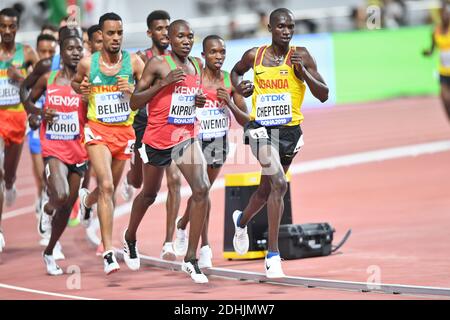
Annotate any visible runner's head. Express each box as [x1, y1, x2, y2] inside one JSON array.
[[168, 19, 194, 58], [0, 8, 20, 44], [36, 33, 57, 60], [441, 5, 450, 27], [41, 24, 59, 40], [268, 8, 295, 46], [87, 24, 103, 53], [99, 12, 123, 54], [59, 26, 83, 70], [147, 10, 170, 51], [202, 35, 226, 71]]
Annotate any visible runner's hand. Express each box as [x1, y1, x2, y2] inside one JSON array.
[[161, 68, 186, 87], [217, 87, 231, 106], [28, 114, 41, 130], [237, 80, 254, 98], [116, 76, 134, 95], [423, 49, 432, 57], [195, 89, 206, 108], [44, 108, 58, 124], [7, 66, 24, 82], [291, 52, 306, 80], [80, 76, 91, 96]]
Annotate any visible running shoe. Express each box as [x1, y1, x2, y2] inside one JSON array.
[[160, 242, 176, 261], [198, 245, 213, 269], [232, 210, 249, 255], [78, 188, 93, 228], [181, 259, 208, 284], [43, 253, 63, 276], [103, 250, 120, 275], [0, 231, 5, 252], [173, 217, 188, 256], [265, 254, 285, 279], [122, 230, 140, 271]]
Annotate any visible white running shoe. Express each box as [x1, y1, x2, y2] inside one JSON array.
[[173, 217, 188, 256], [103, 250, 120, 275], [35, 197, 42, 220], [39, 237, 49, 247], [182, 259, 208, 284], [160, 242, 176, 261], [53, 241, 65, 261], [4, 185, 17, 207], [43, 253, 63, 276], [121, 178, 135, 202], [198, 245, 213, 269], [232, 210, 249, 255], [78, 188, 93, 228], [37, 199, 53, 239], [265, 254, 285, 279], [122, 230, 140, 271], [0, 231, 5, 252]]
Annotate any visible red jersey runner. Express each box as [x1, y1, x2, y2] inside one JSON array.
[[40, 70, 87, 164], [143, 55, 202, 150]]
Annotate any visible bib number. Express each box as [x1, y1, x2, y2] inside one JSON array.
[[0, 77, 20, 106], [249, 127, 269, 140], [255, 93, 292, 126], [168, 93, 196, 125], [197, 106, 229, 139], [45, 111, 80, 140], [94, 92, 131, 124]]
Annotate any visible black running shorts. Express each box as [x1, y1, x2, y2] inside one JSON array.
[[139, 138, 195, 167], [201, 135, 229, 169], [44, 157, 88, 177], [243, 121, 303, 166]]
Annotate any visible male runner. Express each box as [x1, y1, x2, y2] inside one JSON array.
[[120, 10, 180, 261], [173, 35, 249, 269], [424, 4, 450, 122], [230, 8, 329, 278], [87, 24, 103, 55], [72, 12, 144, 274], [123, 20, 211, 284], [0, 7, 39, 252], [26, 27, 86, 275], [27, 34, 57, 218]]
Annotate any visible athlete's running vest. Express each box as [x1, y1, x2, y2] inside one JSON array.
[[0, 43, 27, 111], [41, 70, 87, 163], [434, 26, 450, 76], [143, 55, 202, 150], [251, 45, 305, 127], [197, 71, 232, 140], [87, 51, 135, 126]]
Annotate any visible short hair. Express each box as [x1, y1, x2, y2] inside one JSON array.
[[269, 8, 294, 25], [202, 35, 224, 51], [146, 10, 171, 29], [87, 24, 101, 41], [0, 8, 20, 24], [41, 24, 58, 33], [99, 12, 122, 29], [58, 26, 82, 46], [168, 19, 190, 36], [36, 34, 57, 47]]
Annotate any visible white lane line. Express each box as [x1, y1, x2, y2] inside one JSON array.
[[86, 139, 450, 245], [0, 283, 99, 300], [3, 205, 36, 220]]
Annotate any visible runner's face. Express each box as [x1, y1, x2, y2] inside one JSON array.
[[90, 31, 103, 53], [0, 15, 18, 44], [61, 38, 83, 68], [203, 39, 226, 71], [82, 31, 90, 54], [37, 40, 57, 60], [270, 13, 295, 46], [102, 20, 123, 54], [169, 24, 194, 57], [149, 19, 170, 50]]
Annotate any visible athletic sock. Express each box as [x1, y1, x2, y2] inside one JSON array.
[[267, 251, 280, 259]]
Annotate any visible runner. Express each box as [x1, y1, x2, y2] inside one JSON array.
[[25, 27, 86, 275], [424, 3, 450, 122], [87, 24, 103, 55], [27, 33, 57, 218], [122, 20, 211, 284], [0, 7, 39, 252], [120, 10, 181, 261], [71, 12, 144, 275], [230, 8, 329, 278], [173, 35, 249, 269]]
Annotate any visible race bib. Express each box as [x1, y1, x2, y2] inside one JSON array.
[[168, 93, 196, 125], [441, 50, 450, 68], [0, 77, 20, 106], [94, 91, 131, 124], [197, 106, 229, 139], [45, 111, 80, 140], [249, 127, 269, 140], [124, 139, 136, 155], [255, 93, 292, 126]]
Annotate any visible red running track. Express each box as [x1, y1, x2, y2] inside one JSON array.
[[1, 96, 450, 300]]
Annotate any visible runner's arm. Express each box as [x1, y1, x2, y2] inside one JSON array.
[[24, 72, 48, 116], [19, 58, 52, 103], [231, 48, 257, 97], [24, 44, 40, 69], [423, 32, 436, 56], [229, 88, 250, 127], [293, 47, 329, 103]]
